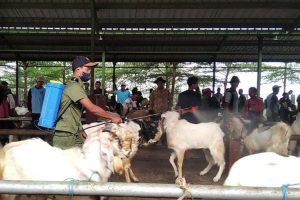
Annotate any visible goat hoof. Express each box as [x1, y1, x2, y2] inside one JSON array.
[[199, 171, 206, 176], [175, 177, 181, 184], [213, 177, 220, 182]]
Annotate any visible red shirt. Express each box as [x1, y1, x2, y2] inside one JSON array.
[[243, 96, 264, 116]]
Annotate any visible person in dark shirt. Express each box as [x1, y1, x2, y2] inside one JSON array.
[[223, 76, 240, 114], [265, 85, 281, 122], [297, 94, 300, 113], [177, 76, 202, 124], [93, 80, 103, 95], [279, 92, 296, 124], [238, 89, 246, 113]]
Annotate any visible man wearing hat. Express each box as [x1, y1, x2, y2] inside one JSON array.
[[265, 85, 281, 122], [149, 77, 171, 114], [27, 76, 46, 128], [53, 56, 122, 149], [223, 75, 240, 113]]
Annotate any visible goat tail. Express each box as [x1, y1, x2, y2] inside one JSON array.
[[0, 147, 5, 180]]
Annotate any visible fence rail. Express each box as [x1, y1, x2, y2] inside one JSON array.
[[0, 181, 299, 200]]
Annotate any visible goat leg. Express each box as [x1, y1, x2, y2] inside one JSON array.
[[124, 168, 131, 183], [175, 150, 185, 182], [169, 152, 178, 177], [128, 167, 139, 182], [200, 149, 214, 176]]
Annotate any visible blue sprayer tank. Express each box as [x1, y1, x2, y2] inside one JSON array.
[[38, 81, 65, 129]]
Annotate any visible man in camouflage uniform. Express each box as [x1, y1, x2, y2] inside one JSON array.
[[149, 77, 171, 114], [53, 56, 122, 149]]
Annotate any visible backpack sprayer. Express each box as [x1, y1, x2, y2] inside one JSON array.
[[37, 80, 111, 134], [38, 80, 65, 129]]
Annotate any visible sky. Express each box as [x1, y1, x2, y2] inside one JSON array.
[[1, 62, 299, 104], [228, 71, 299, 103]]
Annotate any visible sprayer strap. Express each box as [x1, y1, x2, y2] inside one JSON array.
[[55, 100, 73, 124]]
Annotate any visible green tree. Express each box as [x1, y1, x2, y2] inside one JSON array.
[[262, 63, 300, 92]]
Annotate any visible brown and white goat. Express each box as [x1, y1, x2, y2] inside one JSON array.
[[83, 121, 141, 182]]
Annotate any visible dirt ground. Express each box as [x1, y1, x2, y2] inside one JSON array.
[[108, 144, 228, 200]]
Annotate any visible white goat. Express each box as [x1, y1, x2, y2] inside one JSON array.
[[14, 106, 31, 129], [289, 113, 300, 154], [244, 122, 292, 156], [83, 121, 141, 182], [228, 117, 293, 156], [0, 132, 122, 182], [224, 152, 300, 187], [0, 126, 124, 200], [150, 111, 225, 183], [14, 106, 29, 116]]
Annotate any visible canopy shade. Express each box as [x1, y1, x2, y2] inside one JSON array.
[[1, 0, 300, 62]]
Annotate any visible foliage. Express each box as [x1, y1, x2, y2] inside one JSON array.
[[262, 63, 300, 85], [1, 60, 299, 103]]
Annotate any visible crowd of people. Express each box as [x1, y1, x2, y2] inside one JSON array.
[[1, 56, 300, 149]]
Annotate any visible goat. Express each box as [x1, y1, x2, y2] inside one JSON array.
[[149, 111, 225, 183], [244, 122, 292, 156], [0, 126, 123, 200], [227, 116, 293, 156], [14, 106, 31, 129], [83, 121, 141, 182], [289, 113, 300, 155], [0, 133, 122, 182], [224, 152, 300, 187]]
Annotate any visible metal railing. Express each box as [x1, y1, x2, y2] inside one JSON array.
[[0, 181, 299, 200]]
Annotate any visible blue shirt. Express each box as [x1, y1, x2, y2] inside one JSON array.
[[29, 87, 45, 114], [114, 90, 131, 104]]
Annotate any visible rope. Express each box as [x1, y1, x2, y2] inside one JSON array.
[[34, 118, 112, 137], [281, 183, 300, 200], [124, 107, 192, 121], [34, 107, 192, 137], [176, 177, 193, 200], [64, 178, 80, 196], [88, 171, 100, 181]]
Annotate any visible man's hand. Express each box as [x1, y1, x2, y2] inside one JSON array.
[[110, 115, 123, 124]]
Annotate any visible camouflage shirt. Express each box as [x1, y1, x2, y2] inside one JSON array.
[[149, 88, 171, 113]]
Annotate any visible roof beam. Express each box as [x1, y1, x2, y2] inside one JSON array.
[[1, 2, 300, 10], [1, 17, 295, 28], [283, 15, 300, 34], [1, 49, 300, 56], [2, 54, 300, 63]]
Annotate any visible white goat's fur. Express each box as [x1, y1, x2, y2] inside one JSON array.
[[224, 152, 300, 187], [14, 106, 31, 129], [83, 121, 141, 182], [1, 131, 117, 182], [244, 122, 292, 156], [289, 113, 300, 154], [152, 111, 225, 183], [14, 106, 29, 116], [228, 117, 293, 156], [0, 125, 124, 200]]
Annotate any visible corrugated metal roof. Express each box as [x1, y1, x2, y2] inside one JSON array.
[[1, 0, 300, 62]]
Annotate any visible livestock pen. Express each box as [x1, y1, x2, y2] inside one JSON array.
[[0, 134, 300, 199]]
